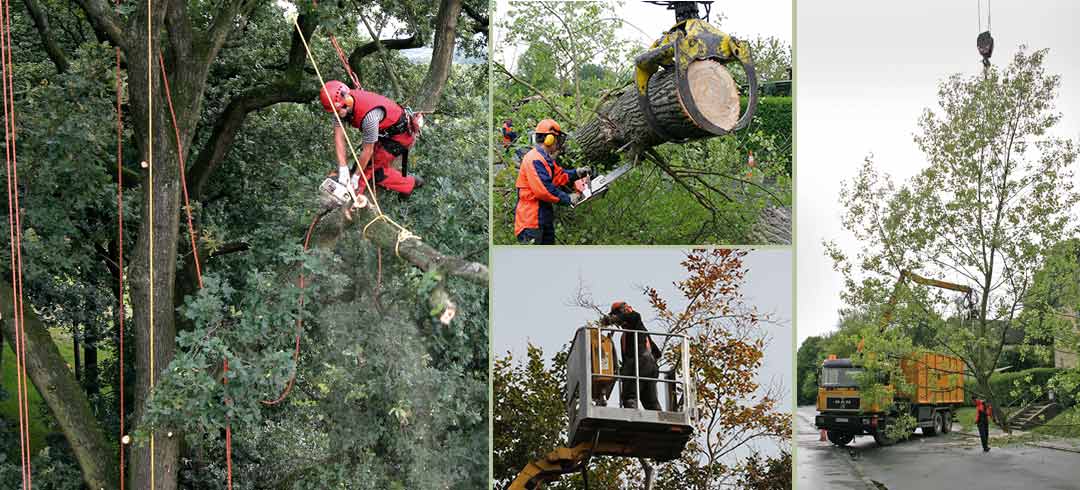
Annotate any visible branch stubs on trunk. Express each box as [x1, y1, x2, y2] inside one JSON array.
[[574, 59, 740, 167]]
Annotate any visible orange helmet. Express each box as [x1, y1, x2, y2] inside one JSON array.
[[534, 119, 567, 148], [610, 301, 632, 314], [319, 80, 352, 113]]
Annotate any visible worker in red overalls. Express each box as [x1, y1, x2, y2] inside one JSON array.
[[320, 80, 424, 217], [975, 397, 993, 452], [602, 301, 662, 410]]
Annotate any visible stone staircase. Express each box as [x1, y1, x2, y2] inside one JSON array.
[[1007, 401, 1060, 431]]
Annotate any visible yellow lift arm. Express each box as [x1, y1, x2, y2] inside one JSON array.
[[508, 441, 638, 490], [858, 270, 973, 352]]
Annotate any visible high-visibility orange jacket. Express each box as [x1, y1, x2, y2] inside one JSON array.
[[513, 146, 578, 237]]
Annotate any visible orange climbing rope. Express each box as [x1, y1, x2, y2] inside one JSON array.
[[157, 49, 233, 487], [1, 0, 32, 485]]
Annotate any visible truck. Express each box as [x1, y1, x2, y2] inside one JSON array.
[[815, 269, 971, 446], [814, 351, 965, 446]]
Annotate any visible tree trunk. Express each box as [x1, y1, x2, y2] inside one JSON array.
[[125, 2, 182, 487], [84, 335, 100, 395], [574, 59, 740, 167], [413, 0, 462, 112], [0, 281, 118, 489]]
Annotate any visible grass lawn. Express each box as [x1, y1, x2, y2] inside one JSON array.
[[956, 406, 976, 429], [1034, 405, 1080, 439], [1, 329, 80, 452]]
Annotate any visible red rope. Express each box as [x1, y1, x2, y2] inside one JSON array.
[[157, 49, 230, 487], [156, 52, 202, 289], [260, 214, 320, 406], [328, 35, 361, 90], [2, 0, 31, 484]]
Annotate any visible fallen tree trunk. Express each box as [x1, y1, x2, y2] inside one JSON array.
[[305, 199, 487, 324], [571, 60, 791, 243], [574, 59, 740, 166]]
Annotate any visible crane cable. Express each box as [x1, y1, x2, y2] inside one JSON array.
[[1, 0, 32, 486]]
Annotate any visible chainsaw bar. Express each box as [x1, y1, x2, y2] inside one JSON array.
[[571, 163, 634, 208]]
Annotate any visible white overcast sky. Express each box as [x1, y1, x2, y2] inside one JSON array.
[[493, 248, 793, 460], [495, 0, 792, 70], [796, 0, 1080, 344]]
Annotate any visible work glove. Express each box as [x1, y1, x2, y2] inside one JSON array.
[[337, 165, 351, 187], [575, 167, 592, 178], [569, 192, 584, 206]]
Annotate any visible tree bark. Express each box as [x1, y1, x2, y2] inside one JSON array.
[[122, 1, 183, 487], [574, 60, 739, 167], [21, 0, 70, 73], [0, 281, 118, 489], [310, 206, 488, 285], [413, 0, 462, 112]]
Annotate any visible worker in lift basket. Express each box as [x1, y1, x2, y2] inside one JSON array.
[[512, 119, 590, 245], [602, 301, 662, 410], [320, 80, 425, 219]]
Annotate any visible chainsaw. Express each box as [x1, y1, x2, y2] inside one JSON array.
[[569, 162, 634, 209], [319, 177, 367, 211]]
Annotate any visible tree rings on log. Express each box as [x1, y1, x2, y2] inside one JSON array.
[[681, 60, 740, 131]]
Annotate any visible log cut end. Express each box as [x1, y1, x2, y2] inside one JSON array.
[[681, 60, 741, 131]]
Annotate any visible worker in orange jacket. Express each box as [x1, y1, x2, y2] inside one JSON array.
[[501, 118, 518, 151], [975, 397, 993, 452], [513, 119, 590, 244]]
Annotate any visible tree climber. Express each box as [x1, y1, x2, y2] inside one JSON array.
[[320, 80, 425, 218], [512, 119, 590, 245], [602, 301, 662, 410], [501, 118, 518, 151]]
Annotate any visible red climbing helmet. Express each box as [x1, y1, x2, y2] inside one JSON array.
[[319, 80, 352, 113]]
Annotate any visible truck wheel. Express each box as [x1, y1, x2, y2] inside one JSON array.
[[941, 411, 953, 434], [873, 428, 895, 446], [924, 412, 941, 436], [827, 430, 853, 447]]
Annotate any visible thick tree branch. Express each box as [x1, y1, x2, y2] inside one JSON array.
[[210, 241, 251, 258], [461, 0, 489, 35], [71, 0, 127, 51], [203, 0, 260, 65], [188, 14, 319, 200], [413, 0, 462, 112], [312, 206, 489, 285], [0, 281, 118, 489], [21, 0, 70, 73], [347, 34, 423, 71]]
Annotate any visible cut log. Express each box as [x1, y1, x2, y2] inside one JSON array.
[[574, 59, 741, 166]]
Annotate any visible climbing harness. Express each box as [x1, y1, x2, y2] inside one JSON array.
[[634, 1, 758, 140]]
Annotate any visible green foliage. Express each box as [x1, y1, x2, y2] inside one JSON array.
[[963, 368, 1067, 408], [735, 451, 791, 490], [796, 336, 824, 405], [1033, 405, 1080, 439]]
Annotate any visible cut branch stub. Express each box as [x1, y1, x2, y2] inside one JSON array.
[[574, 59, 742, 167]]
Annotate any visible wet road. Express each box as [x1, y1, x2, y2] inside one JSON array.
[[795, 405, 1080, 490]]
